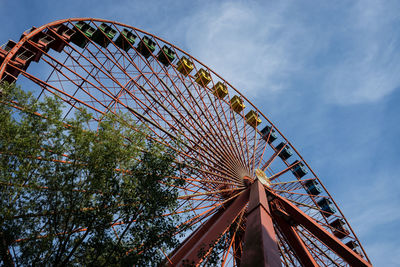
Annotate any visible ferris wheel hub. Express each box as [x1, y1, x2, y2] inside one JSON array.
[[255, 168, 271, 187], [0, 18, 371, 265]]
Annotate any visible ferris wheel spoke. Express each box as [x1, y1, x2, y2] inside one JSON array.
[[171, 175, 242, 187], [148, 79, 246, 178], [172, 204, 221, 238], [269, 189, 371, 266], [279, 181, 310, 195], [61, 44, 123, 98], [177, 159, 246, 186], [253, 128, 270, 163], [178, 186, 230, 203], [163, 75, 249, 177], [297, 228, 342, 267], [261, 141, 289, 172], [40, 50, 122, 112], [249, 128, 261, 172], [168, 188, 249, 265], [121, 81, 242, 180], [21, 70, 109, 117], [169, 193, 214, 219], [229, 105, 252, 173], [231, 232, 243, 266], [275, 237, 293, 267], [171, 188, 249, 244], [268, 161, 299, 182], [157, 77, 243, 164], [196, 88, 250, 174], [276, 223, 318, 266], [174, 73, 251, 175], [284, 198, 321, 212], [1, 19, 372, 265], [271, 179, 307, 193], [37, 49, 72, 104], [273, 189, 329, 201], [62, 46, 147, 117], [237, 116, 252, 171], [108, 87, 240, 180], [272, 178, 312, 186], [162, 201, 221, 218], [173, 175, 242, 193], [201, 207, 244, 267], [90, 56, 142, 114], [221, 206, 246, 266], [273, 211, 319, 266], [219, 109, 252, 176], [276, 227, 300, 266], [41, 40, 70, 89], [178, 187, 245, 200], [68, 26, 128, 79]]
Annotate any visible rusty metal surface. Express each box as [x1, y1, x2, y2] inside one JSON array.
[[241, 180, 281, 266]]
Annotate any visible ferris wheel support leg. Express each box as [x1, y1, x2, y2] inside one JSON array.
[[240, 180, 281, 267], [272, 212, 318, 266], [167, 188, 250, 266], [269, 190, 372, 267]]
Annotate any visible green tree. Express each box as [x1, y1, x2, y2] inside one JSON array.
[[0, 83, 187, 266]]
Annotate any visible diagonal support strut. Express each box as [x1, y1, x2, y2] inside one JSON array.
[[272, 209, 318, 266], [268, 189, 372, 267], [168, 188, 250, 266]]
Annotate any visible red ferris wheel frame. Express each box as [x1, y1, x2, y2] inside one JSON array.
[[0, 18, 372, 266]]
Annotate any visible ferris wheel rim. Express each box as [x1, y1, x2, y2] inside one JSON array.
[[0, 17, 371, 265]]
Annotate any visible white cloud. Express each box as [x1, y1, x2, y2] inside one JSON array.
[[324, 0, 400, 105], [165, 0, 400, 105], [170, 1, 315, 98]]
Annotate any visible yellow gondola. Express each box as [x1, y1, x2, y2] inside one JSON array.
[[195, 68, 211, 87], [230, 95, 245, 113], [245, 110, 261, 127], [212, 82, 228, 99], [176, 56, 194, 76]]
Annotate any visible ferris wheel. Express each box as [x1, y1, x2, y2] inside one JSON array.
[[0, 18, 372, 266]]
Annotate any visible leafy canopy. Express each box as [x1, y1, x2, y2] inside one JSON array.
[[0, 83, 186, 266]]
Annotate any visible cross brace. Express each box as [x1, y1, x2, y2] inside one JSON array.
[[269, 189, 372, 267]]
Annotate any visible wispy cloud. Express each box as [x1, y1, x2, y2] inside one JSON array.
[[168, 1, 317, 98], [1, 2, 399, 266], [166, 0, 400, 105], [323, 0, 400, 105], [170, 3, 400, 266]]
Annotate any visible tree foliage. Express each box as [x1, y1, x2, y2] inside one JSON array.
[[0, 83, 186, 266]]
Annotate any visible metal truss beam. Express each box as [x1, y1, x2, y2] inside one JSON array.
[[168, 188, 250, 266], [273, 209, 318, 266], [269, 189, 372, 267], [241, 180, 281, 267]]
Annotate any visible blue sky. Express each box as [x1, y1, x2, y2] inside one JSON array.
[[1, 0, 399, 265]]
